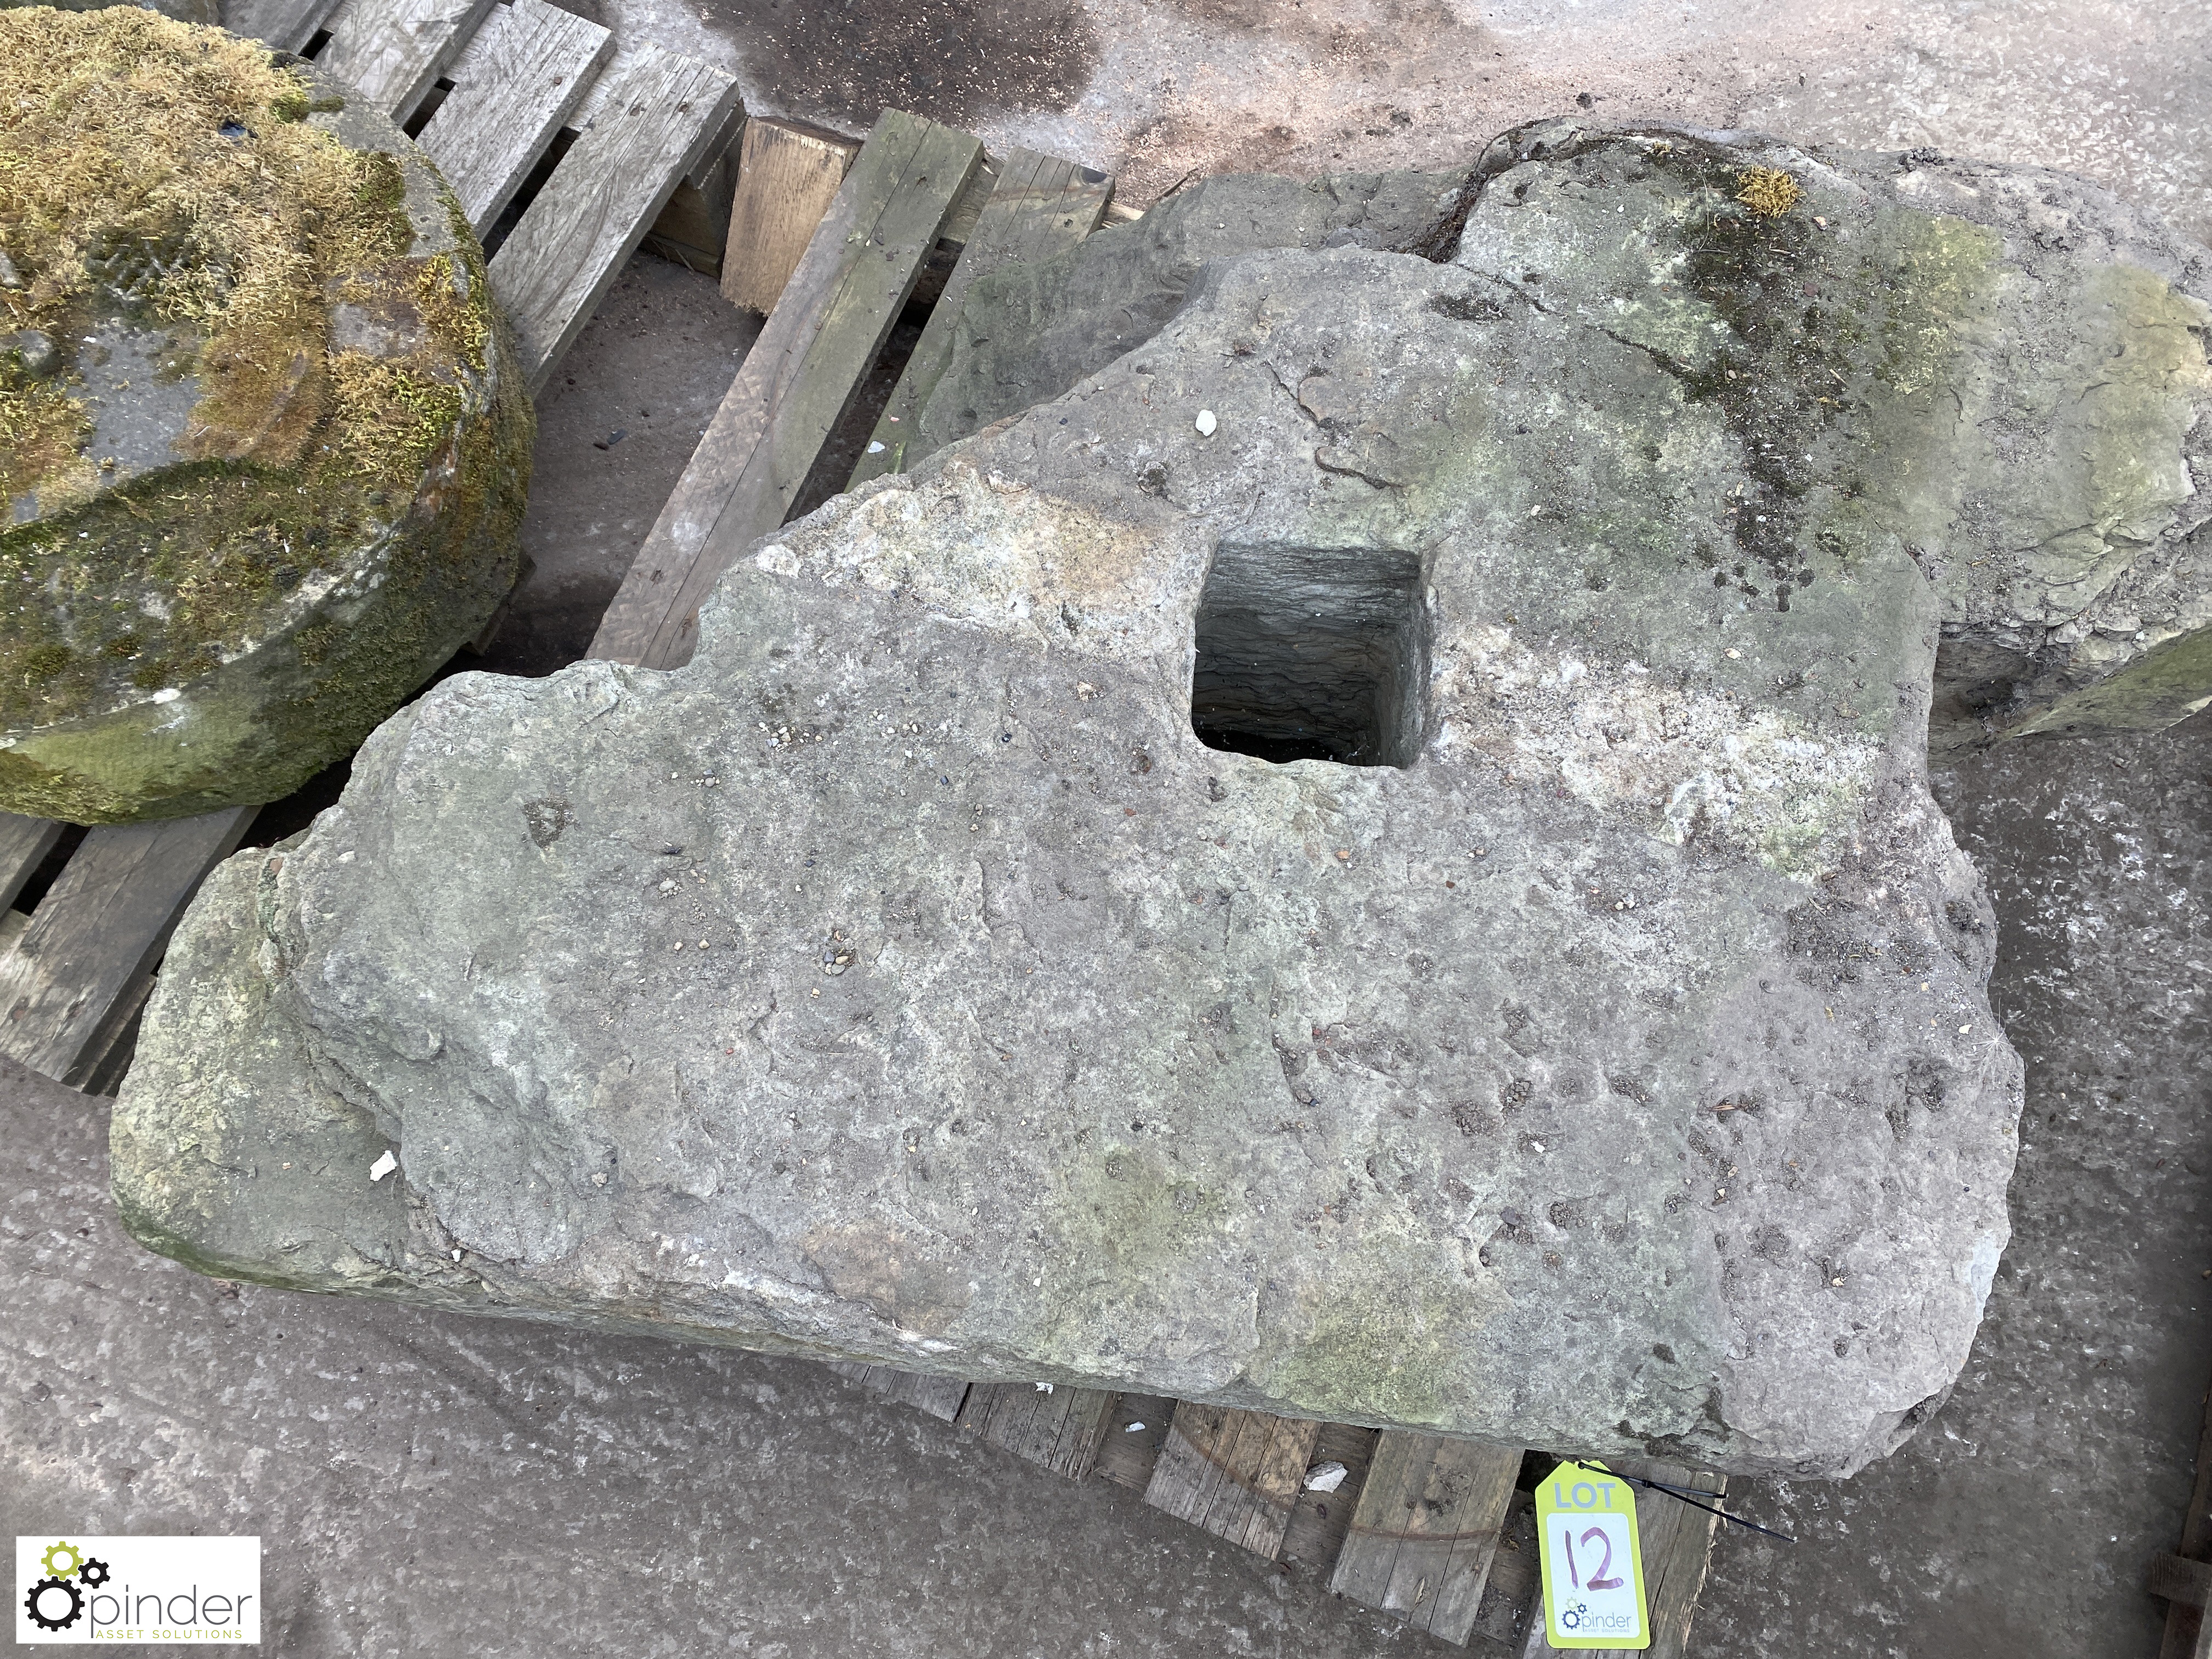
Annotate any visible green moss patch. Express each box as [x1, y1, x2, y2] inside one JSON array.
[[0, 7, 529, 816]]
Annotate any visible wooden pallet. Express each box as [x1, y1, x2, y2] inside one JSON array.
[[0, 809, 256, 1092], [828, 1363, 1722, 1656], [589, 109, 1116, 669], [224, 0, 743, 393], [590, 107, 987, 668]]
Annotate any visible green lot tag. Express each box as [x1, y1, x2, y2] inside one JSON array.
[[1536, 1460, 1651, 1649]]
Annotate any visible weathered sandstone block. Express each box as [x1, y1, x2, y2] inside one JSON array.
[[113, 129, 2070, 1472]]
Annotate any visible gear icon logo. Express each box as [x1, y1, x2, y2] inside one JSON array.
[[23, 1575, 84, 1633], [23, 1540, 94, 1632]]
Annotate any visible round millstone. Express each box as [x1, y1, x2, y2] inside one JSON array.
[[0, 7, 532, 823]]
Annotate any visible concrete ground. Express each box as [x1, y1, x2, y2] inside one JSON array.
[[600, 0, 2212, 246], [9, 2, 2212, 1653]]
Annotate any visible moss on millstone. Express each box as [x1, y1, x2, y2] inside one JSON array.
[[0, 7, 532, 822]]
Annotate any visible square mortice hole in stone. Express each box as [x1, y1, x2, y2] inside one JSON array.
[[1190, 544, 1429, 768]]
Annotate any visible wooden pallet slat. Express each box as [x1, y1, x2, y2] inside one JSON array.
[[2154, 1552, 2212, 1610], [827, 1361, 970, 1423], [1279, 1419, 1380, 1569], [1093, 1392, 1175, 1491], [412, 0, 612, 238], [1142, 1403, 1322, 1559], [0, 813, 65, 915], [848, 146, 1110, 489], [222, 0, 346, 53], [1329, 1431, 1521, 1644], [719, 118, 864, 314], [0, 807, 255, 1088], [487, 40, 742, 394], [590, 109, 983, 670], [314, 0, 498, 125], [955, 1382, 1116, 1479]]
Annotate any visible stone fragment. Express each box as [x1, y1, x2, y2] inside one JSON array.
[[0, 9, 531, 822], [912, 166, 1474, 460], [120, 191, 2030, 1475]]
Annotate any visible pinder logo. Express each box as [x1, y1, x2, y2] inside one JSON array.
[[15, 1536, 260, 1645]]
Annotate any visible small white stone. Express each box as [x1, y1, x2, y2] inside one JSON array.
[[1125, 1420, 1146, 1432], [1302, 1460, 1349, 1493], [150, 687, 182, 704], [368, 1149, 397, 1182], [866, 440, 886, 454], [1194, 409, 1217, 437]]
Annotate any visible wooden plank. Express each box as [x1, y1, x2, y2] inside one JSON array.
[[848, 148, 1110, 489], [1329, 1432, 1521, 1644], [826, 1361, 969, 1423], [684, 99, 747, 194], [2160, 1379, 2212, 1658], [955, 1383, 1115, 1480], [1280, 1420, 1379, 1570], [642, 104, 746, 276], [2154, 1553, 2212, 1609], [1522, 1458, 1725, 1659], [1093, 1392, 1175, 1492], [1472, 1492, 1543, 1651], [590, 110, 983, 670], [1142, 1403, 1322, 1559], [313, 0, 497, 126], [222, 0, 344, 53], [644, 153, 738, 279], [0, 808, 255, 1088], [719, 118, 864, 315], [80, 974, 154, 1098], [487, 40, 742, 394], [0, 814, 64, 915], [411, 0, 611, 238]]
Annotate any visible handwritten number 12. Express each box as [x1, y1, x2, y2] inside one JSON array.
[[1559, 1524, 1624, 1592]]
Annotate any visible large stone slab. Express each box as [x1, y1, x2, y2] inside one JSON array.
[[117, 149, 2038, 1473], [0, 9, 531, 822]]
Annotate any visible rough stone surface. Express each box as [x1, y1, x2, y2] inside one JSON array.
[[0, 9, 532, 823], [922, 124, 2212, 748], [1457, 120, 2212, 748], [119, 191, 2036, 1472], [913, 166, 1472, 458]]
